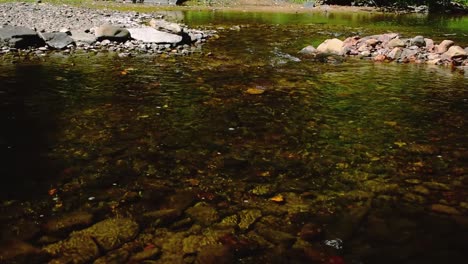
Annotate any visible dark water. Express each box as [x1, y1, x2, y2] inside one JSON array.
[[0, 10, 467, 264]]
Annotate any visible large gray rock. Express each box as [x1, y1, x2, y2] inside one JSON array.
[[95, 24, 130, 41], [316, 38, 345, 55], [70, 31, 97, 45], [127, 27, 182, 44], [40, 32, 75, 49], [0, 26, 44, 48], [410, 35, 425, 47]]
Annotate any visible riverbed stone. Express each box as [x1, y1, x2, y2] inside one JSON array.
[[238, 209, 262, 231], [0, 25, 44, 48], [149, 18, 182, 34], [195, 244, 233, 264], [43, 234, 100, 264], [70, 31, 97, 45], [387, 47, 403, 60], [431, 204, 461, 215], [316, 38, 345, 55], [0, 240, 45, 264], [40, 32, 75, 49], [42, 211, 94, 235], [185, 202, 220, 226], [127, 27, 182, 44], [299, 45, 316, 55], [435, 39, 454, 54], [387, 38, 406, 48], [442, 45, 468, 59], [425, 38, 434, 51], [410, 35, 425, 47], [95, 24, 130, 41], [74, 218, 139, 251]]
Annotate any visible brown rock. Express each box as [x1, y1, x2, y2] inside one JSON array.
[[387, 38, 406, 48], [300, 223, 323, 242], [425, 38, 435, 51], [43, 234, 100, 264], [387, 47, 402, 60], [43, 211, 93, 235], [365, 38, 379, 47], [195, 244, 233, 264], [442, 46, 468, 59], [373, 54, 386, 62], [0, 240, 45, 264], [435, 40, 454, 54], [129, 247, 161, 262], [431, 204, 461, 215], [185, 203, 220, 226]]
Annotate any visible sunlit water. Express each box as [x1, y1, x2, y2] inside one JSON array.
[[0, 10, 467, 264]]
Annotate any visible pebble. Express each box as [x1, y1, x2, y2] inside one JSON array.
[[431, 204, 461, 215]]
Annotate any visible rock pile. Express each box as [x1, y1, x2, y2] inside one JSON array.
[[300, 33, 468, 69], [0, 2, 215, 56]]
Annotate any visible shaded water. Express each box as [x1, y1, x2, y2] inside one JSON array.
[[1, 10, 467, 264]]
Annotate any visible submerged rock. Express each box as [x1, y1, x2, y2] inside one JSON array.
[[431, 204, 461, 215], [195, 244, 233, 264], [75, 218, 139, 251], [0, 240, 45, 264], [43, 234, 100, 264], [185, 202, 220, 226], [42, 211, 94, 235]]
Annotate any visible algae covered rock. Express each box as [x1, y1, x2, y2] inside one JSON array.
[[238, 209, 262, 231], [186, 202, 220, 226], [76, 218, 139, 251], [43, 234, 100, 264], [42, 211, 94, 235]]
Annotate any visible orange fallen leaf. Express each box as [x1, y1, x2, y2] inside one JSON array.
[[246, 88, 265, 95], [270, 194, 284, 203], [48, 188, 57, 196]]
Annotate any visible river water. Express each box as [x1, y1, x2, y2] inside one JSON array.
[[0, 10, 467, 264]]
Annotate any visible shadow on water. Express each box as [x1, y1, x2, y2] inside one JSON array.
[[0, 63, 64, 200]]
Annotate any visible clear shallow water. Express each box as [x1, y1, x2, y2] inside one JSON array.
[[0, 10, 467, 264]]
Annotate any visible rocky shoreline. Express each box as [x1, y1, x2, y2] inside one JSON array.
[[0, 2, 215, 57], [300, 33, 468, 72]]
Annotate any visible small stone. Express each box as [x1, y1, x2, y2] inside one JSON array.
[[373, 54, 386, 62], [413, 185, 430, 195], [387, 38, 406, 48], [387, 47, 402, 60], [431, 204, 461, 215], [365, 38, 379, 47], [410, 35, 425, 47], [299, 45, 316, 55], [423, 182, 450, 191]]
